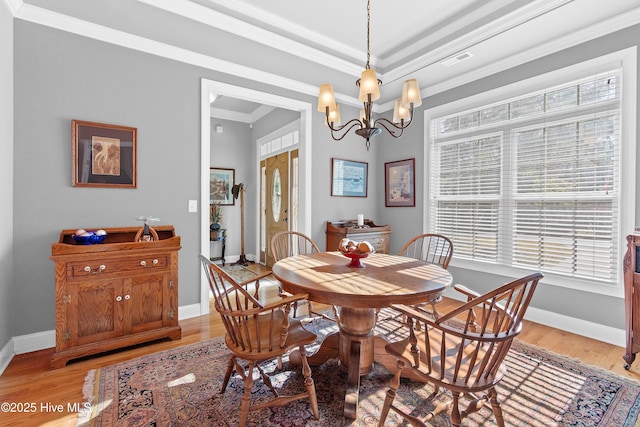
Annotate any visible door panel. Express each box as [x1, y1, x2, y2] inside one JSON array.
[[265, 153, 289, 267]]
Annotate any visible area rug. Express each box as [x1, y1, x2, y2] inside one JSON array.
[[220, 264, 259, 282], [78, 315, 640, 427]]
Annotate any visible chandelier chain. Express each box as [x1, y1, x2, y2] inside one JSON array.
[[366, 0, 371, 69]]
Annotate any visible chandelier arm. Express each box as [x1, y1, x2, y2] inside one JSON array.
[[327, 118, 364, 141], [373, 110, 415, 136], [374, 118, 404, 139]]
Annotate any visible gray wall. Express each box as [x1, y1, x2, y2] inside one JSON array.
[[309, 101, 383, 248], [6, 14, 640, 351], [379, 24, 640, 330], [0, 2, 14, 357], [13, 22, 204, 336]]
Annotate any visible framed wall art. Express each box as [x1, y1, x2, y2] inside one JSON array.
[[72, 120, 137, 188], [385, 158, 415, 207], [210, 167, 235, 205], [331, 158, 368, 197]]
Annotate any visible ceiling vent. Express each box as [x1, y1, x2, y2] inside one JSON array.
[[441, 51, 474, 67]]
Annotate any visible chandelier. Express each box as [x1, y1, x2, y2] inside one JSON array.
[[317, 0, 422, 150]]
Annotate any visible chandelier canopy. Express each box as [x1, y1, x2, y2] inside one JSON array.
[[317, 0, 422, 150]]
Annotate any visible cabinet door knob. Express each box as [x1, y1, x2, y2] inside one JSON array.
[[124, 294, 131, 300], [115, 295, 123, 302]]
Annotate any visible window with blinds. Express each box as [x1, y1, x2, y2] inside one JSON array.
[[429, 70, 622, 285]]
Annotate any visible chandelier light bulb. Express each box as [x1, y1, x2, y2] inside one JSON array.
[[393, 99, 410, 123], [327, 104, 341, 125], [358, 68, 381, 102], [401, 79, 422, 107], [317, 84, 336, 112]]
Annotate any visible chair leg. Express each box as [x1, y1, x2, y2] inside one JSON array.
[[220, 355, 235, 393], [299, 345, 319, 419], [378, 360, 403, 427], [238, 361, 256, 427], [450, 392, 462, 427], [428, 298, 440, 319], [488, 387, 506, 427], [307, 301, 314, 318]]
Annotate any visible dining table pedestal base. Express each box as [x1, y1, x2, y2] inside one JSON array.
[[290, 306, 400, 419]]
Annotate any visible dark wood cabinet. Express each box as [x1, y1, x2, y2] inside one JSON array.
[[624, 231, 640, 369], [50, 226, 181, 368], [326, 219, 391, 254]]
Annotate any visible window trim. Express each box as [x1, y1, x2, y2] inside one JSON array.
[[424, 47, 637, 298]]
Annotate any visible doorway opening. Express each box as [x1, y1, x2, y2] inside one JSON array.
[[200, 79, 313, 315]]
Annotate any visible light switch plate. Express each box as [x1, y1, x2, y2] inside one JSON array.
[[188, 200, 198, 213]]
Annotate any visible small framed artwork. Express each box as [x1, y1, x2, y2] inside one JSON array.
[[331, 158, 368, 197], [385, 158, 415, 207], [210, 167, 235, 205], [72, 120, 137, 188]]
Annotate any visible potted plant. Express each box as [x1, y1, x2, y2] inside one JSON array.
[[210, 202, 223, 232]]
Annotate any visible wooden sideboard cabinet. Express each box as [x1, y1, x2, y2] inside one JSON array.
[[50, 226, 182, 368], [624, 231, 640, 369], [326, 219, 391, 254]]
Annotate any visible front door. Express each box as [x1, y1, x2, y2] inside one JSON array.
[[265, 152, 289, 267]]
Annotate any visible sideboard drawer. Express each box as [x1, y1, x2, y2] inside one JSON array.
[[326, 219, 391, 254], [68, 255, 168, 277], [363, 233, 390, 253]]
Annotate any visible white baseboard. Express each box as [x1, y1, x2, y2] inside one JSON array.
[[0, 299, 626, 376], [13, 329, 55, 355], [179, 303, 202, 320], [0, 338, 15, 375], [445, 290, 625, 347]]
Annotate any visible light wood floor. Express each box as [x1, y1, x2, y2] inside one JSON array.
[[1, 268, 639, 426]]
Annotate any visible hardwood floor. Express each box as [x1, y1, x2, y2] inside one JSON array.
[[1, 273, 638, 426]]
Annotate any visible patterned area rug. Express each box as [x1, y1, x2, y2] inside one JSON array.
[[78, 314, 640, 426], [220, 264, 259, 282]]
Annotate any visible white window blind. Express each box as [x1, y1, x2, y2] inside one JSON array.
[[429, 71, 622, 284]]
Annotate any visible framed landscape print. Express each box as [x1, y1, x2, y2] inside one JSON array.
[[210, 167, 235, 205], [331, 158, 368, 197], [385, 158, 415, 207], [72, 120, 137, 188]]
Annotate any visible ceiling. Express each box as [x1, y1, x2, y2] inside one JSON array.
[[191, 0, 640, 120], [14, 0, 640, 121]]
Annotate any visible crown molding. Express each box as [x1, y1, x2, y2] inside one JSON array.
[[381, 0, 528, 70], [426, 6, 640, 96], [135, 0, 363, 77], [14, 3, 328, 99], [12, 1, 640, 114], [3, 0, 22, 15], [385, 0, 576, 84], [200, 0, 376, 66]]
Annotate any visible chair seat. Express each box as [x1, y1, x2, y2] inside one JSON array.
[[385, 330, 506, 393], [225, 309, 317, 360]]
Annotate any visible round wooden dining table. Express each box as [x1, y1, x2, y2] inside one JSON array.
[[272, 251, 452, 419]]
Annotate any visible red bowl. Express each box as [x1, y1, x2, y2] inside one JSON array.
[[341, 251, 369, 268]]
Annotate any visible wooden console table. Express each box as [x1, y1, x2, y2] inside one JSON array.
[[50, 225, 182, 367], [210, 228, 226, 266], [325, 219, 391, 253]]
